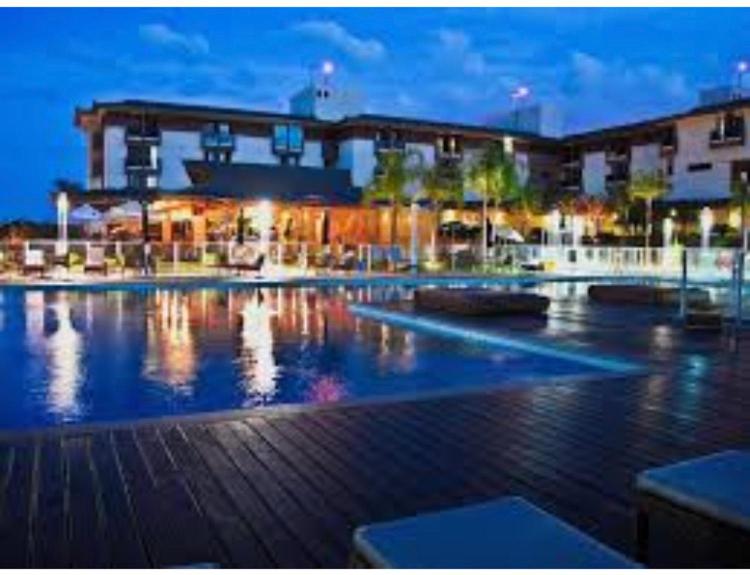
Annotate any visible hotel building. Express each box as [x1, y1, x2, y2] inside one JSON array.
[[64, 74, 750, 248]]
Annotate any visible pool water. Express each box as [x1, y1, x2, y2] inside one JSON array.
[[0, 286, 608, 430]]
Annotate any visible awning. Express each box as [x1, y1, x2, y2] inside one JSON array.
[[184, 161, 360, 206]]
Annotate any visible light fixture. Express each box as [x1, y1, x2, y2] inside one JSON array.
[[322, 60, 335, 76]]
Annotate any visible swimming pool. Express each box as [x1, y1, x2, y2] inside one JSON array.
[[0, 285, 621, 430]]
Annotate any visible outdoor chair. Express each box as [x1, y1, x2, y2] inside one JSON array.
[[227, 244, 265, 275], [334, 249, 358, 271], [23, 248, 46, 277], [351, 496, 638, 568], [636, 450, 750, 567], [84, 245, 108, 275]]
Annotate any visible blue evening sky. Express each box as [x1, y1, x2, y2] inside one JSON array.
[[1, 7, 749, 220]]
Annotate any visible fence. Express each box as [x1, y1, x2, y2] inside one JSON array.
[[0, 239, 746, 282]]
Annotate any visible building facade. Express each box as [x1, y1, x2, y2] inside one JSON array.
[[68, 77, 750, 248]]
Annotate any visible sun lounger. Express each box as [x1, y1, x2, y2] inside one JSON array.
[[636, 450, 750, 567], [414, 288, 550, 316], [588, 284, 710, 307], [84, 245, 108, 275], [352, 497, 638, 568], [23, 248, 46, 276], [227, 244, 265, 275]]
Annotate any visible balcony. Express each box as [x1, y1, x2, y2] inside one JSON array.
[[125, 125, 161, 144], [125, 157, 161, 173], [709, 128, 745, 148], [605, 150, 629, 164], [201, 131, 236, 150], [560, 158, 581, 170], [375, 136, 406, 154]]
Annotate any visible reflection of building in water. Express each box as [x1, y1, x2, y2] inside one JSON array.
[[239, 291, 279, 403], [46, 294, 84, 417], [143, 290, 197, 389]]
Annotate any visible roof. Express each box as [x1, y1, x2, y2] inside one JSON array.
[[74, 99, 552, 142], [183, 161, 359, 205], [76, 99, 327, 128], [564, 97, 750, 144], [341, 113, 556, 143]]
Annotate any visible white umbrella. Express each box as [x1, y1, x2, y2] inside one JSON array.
[[69, 204, 102, 224], [495, 225, 524, 243], [106, 200, 143, 221]]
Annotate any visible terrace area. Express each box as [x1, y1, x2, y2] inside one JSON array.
[[0, 283, 747, 567]]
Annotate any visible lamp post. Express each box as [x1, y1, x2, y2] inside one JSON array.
[[56, 192, 69, 256], [737, 60, 749, 93], [510, 86, 531, 131]]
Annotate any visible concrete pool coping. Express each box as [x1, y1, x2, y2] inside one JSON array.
[[0, 271, 683, 293]]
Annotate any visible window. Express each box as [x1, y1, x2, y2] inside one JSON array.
[[688, 162, 712, 172], [710, 112, 745, 146], [375, 129, 405, 152], [127, 173, 157, 189], [126, 144, 154, 168], [436, 135, 462, 158], [272, 124, 304, 155], [204, 149, 233, 164]]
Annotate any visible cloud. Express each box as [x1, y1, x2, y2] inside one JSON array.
[[139, 23, 210, 56], [435, 28, 487, 76], [293, 20, 385, 61], [564, 50, 692, 130]]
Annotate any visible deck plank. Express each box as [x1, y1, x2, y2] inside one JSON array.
[[4, 298, 750, 567]]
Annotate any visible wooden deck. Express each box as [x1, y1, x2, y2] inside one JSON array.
[[1, 297, 750, 567]]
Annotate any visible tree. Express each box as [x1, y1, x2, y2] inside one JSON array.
[[507, 180, 542, 239], [626, 170, 667, 250], [465, 142, 511, 261], [363, 150, 421, 247], [415, 159, 464, 255]]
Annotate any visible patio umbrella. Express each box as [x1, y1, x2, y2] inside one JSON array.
[[495, 225, 524, 243], [69, 204, 102, 224], [106, 200, 143, 221]]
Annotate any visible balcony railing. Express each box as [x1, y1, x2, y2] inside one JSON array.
[[125, 158, 162, 173], [560, 158, 582, 170], [605, 150, 629, 164], [709, 127, 745, 147], [201, 131, 236, 150], [125, 126, 161, 143], [375, 139, 406, 153]]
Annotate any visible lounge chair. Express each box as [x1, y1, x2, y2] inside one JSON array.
[[414, 288, 550, 316], [352, 497, 638, 568], [227, 244, 265, 275], [23, 248, 46, 277], [334, 249, 358, 271], [636, 450, 750, 567], [84, 245, 108, 275]]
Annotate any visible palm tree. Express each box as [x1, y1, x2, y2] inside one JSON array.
[[507, 180, 542, 239], [415, 159, 464, 256], [363, 150, 420, 247], [626, 170, 667, 250], [465, 142, 510, 262]]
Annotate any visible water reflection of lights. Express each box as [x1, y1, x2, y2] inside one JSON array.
[[307, 375, 345, 404], [143, 290, 197, 389], [239, 292, 279, 403], [46, 295, 84, 417]]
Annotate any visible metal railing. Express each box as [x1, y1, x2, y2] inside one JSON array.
[[0, 239, 746, 281]]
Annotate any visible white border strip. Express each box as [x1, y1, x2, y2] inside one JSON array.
[[349, 303, 643, 375]]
